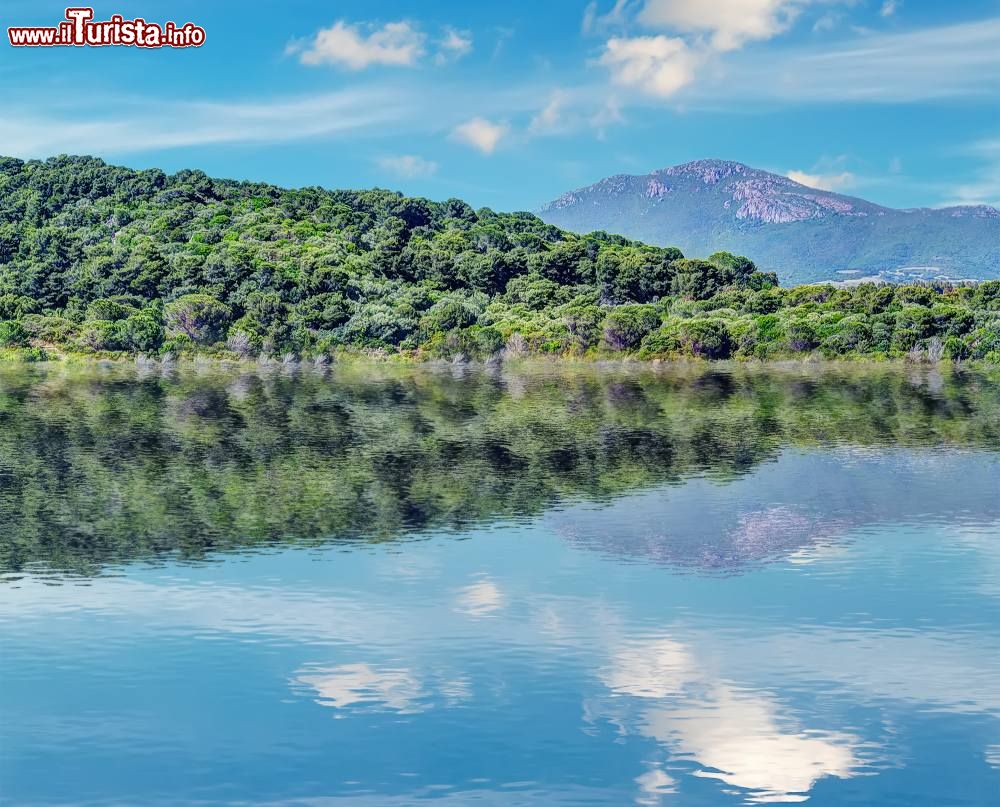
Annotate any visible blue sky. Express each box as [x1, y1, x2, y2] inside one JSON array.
[[1, 0, 998, 211]]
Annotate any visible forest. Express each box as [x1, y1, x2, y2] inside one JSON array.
[[1, 155, 999, 363]]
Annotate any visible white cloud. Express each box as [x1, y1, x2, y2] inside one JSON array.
[[637, 0, 809, 52], [787, 169, 857, 191], [599, 35, 701, 97], [880, 0, 901, 17], [291, 20, 425, 70], [595, 6, 1000, 105], [595, 0, 824, 99], [435, 27, 472, 64], [451, 117, 509, 154], [376, 154, 439, 178]]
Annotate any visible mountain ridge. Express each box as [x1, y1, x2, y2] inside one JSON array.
[[539, 159, 1000, 283]]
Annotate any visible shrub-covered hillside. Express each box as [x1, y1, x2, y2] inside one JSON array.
[[0, 155, 998, 363]]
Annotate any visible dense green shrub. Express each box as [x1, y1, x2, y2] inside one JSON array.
[[117, 313, 164, 352], [420, 292, 484, 333], [86, 299, 135, 322], [0, 294, 39, 320], [0, 320, 29, 347], [559, 302, 603, 350], [340, 303, 418, 347], [78, 320, 119, 351], [678, 318, 732, 359], [785, 320, 820, 353], [944, 336, 971, 361], [164, 294, 231, 345], [20, 314, 78, 343], [638, 327, 680, 358], [603, 305, 661, 350]]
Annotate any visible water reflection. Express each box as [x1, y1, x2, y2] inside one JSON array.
[[597, 637, 864, 803], [0, 362, 998, 575], [455, 577, 505, 617], [635, 766, 677, 804], [550, 449, 1000, 571], [988, 746, 1000, 768], [3, 507, 1000, 803], [1, 363, 999, 805], [294, 663, 427, 714]]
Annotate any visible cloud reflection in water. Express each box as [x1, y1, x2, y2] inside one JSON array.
[[598, 637, 866, 803]]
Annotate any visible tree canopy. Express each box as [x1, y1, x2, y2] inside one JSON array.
[[0, 155, 998, 364]]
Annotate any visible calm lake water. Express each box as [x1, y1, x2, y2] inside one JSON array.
[[2, 362, 999, 806]]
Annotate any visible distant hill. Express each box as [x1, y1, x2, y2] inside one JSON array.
[[539, 159, 1000, 284]]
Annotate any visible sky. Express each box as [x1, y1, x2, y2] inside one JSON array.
[[1, 0, 998, 211]]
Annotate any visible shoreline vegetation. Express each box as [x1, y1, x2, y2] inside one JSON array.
[[2, 346, 1000, 370], [1, 155, 999, 366]]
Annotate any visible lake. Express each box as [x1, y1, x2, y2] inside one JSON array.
[[1, 361, 999, 805]]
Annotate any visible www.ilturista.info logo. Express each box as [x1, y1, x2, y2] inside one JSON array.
[[8, 7, 205, 48]]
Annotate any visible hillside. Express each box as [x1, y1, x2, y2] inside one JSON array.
[[539, 160, 1000, 284], [0, 154, 999, 364]]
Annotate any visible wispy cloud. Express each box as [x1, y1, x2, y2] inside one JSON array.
[[582, 0, 632, 34], [525, 87, 626, 140], [701, 17, 1000, 103], [435, 27, 473, 65], [880, 0, 901, 18], [941, 138, 1000, 208], [812, 12, 841, 33], [529, 91, 569, 134], [376, 154, 439, 178], [0, 90, 407, 157]]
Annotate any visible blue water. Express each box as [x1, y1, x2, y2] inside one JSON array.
[[1, 365, 999, 805]]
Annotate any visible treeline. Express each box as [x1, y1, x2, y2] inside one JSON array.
[[1, 155, 999, 363]]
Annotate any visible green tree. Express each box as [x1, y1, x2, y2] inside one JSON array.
[[602, 305, 661, 350], [678, 318, 732, 359], [164, 294, 231, 345], [0, 321, 30, 347]]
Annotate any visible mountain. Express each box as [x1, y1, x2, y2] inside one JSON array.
[[539, 160, 1000, 284]]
